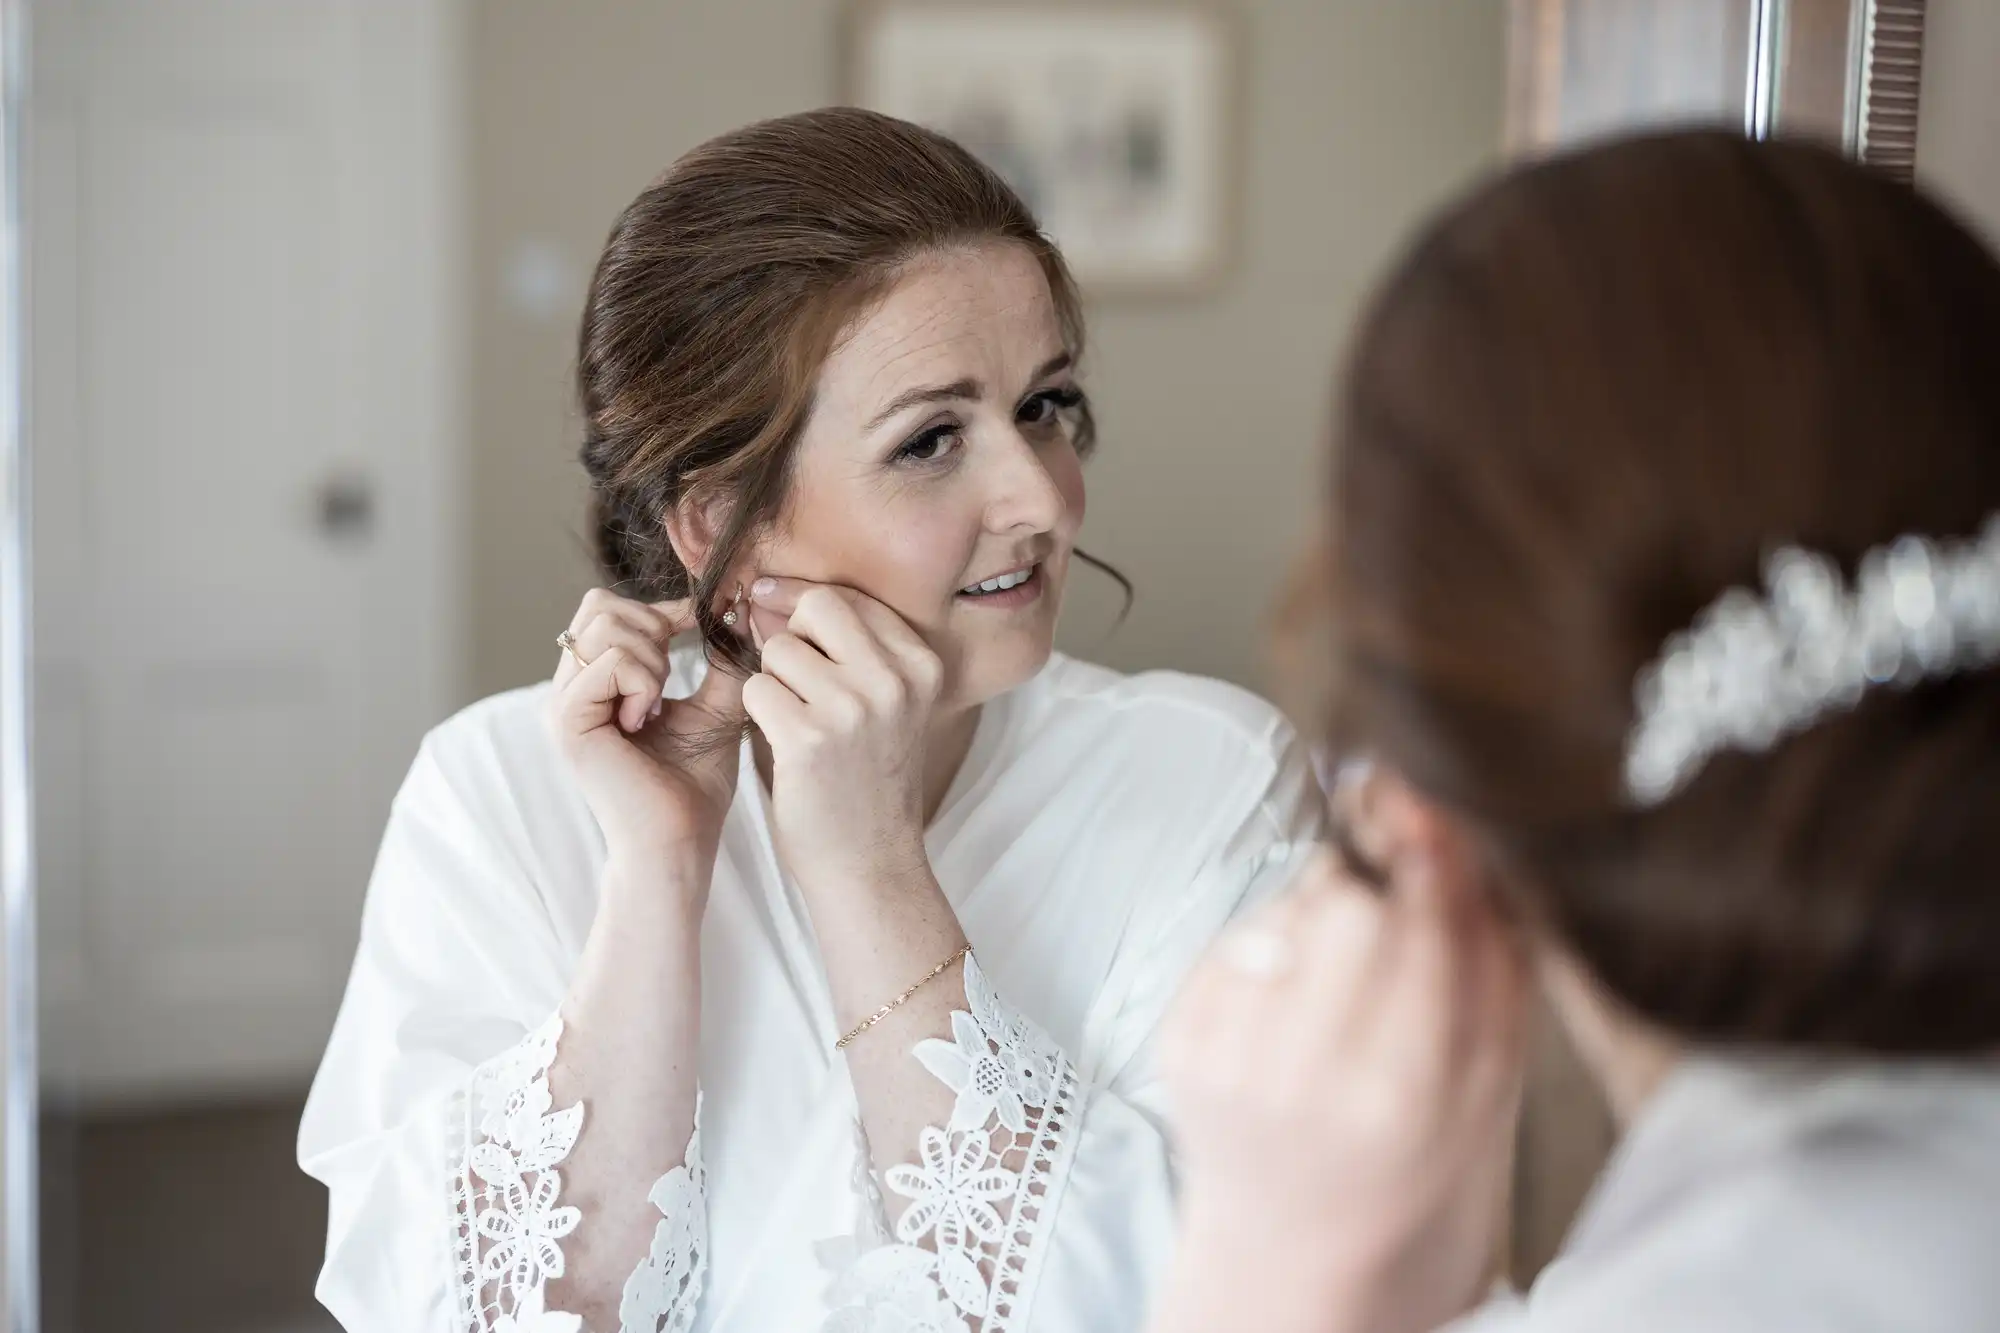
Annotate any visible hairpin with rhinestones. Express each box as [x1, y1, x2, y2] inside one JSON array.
[[1623, 515, 2000, 806]]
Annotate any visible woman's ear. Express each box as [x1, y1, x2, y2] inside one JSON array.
[[662, 489, 732, 587], [1342, 766, 1494, 916]]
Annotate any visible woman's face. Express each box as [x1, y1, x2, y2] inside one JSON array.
[[748, 241, 1088, 711]]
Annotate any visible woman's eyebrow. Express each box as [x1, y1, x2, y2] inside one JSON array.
[[863, 354, 1076, 431], [1030, 352, 1073, 382], [865, 378, 981, 430]]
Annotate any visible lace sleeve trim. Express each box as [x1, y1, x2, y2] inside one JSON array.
[[823, 955, 1081, 1333], [448, 1013, 707, 1333], [618, 1121, 707, 1333]]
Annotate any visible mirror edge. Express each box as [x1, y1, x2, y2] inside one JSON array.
[[0, 0, 33, 1324]]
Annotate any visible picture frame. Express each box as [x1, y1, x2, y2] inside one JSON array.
[[842, 1, 1240, 293]]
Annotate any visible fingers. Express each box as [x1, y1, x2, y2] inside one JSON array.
[[748, 576, 941, 692], [757, 632, 843, 707], [770, 583, 873, 661], [1160, 797, 1532, 1328], [752, 576, 928, 652], [745, 604, 787, 651], [565, 587, 692, 643], [571, 611, 669, 685], [554, 644, 668, 741], [1364, 794, 1528, 1118], [559, 617, 672, 731], [1281, 855, 1391, 1049], [1169, 886, 1322, 1096], [1168, 815, 1526, 1138], [550, 589, 700, 736], [743, 575, 812, 616], [746, 575, 904, 650], [744, 578, 837, 660], [1187, 857, 1390, 1107], [556, 589, 694, 686], [740, 668, 811, 739], [640, 653, 749, 796]]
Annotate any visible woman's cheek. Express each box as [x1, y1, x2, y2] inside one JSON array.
[[866, 511, 973, 627], [1052, 444, 1087, 535]]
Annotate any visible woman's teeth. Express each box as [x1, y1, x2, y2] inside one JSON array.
[[961, 567, 1034, 595]]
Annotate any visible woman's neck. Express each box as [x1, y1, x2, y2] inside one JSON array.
[[749, 702, 982, 827], [919, 704, 982, 823]]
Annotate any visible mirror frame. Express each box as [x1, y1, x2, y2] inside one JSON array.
[[1505, 0, 1929, 174], [0, 0, 33, 1324]]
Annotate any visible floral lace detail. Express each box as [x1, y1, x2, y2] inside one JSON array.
[[618, 1110, 707, 1333], [450, 1014, 708, 1333], [822, 955, 1080, 1332], [818, 1116, 896, 1281], [490, 1283, 581, 1333], [824, 1246, 962, 1333], [452, 1015, 582, 1330]]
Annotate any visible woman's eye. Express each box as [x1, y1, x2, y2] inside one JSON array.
[[894, 424, 962, 464], [1019, 386, 1085, 428]]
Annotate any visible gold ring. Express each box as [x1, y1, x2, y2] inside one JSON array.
[[555, 630, 587, 666]]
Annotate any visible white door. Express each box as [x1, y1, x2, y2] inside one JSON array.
[[31, 0, 464, 1103]]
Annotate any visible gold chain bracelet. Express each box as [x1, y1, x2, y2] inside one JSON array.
[[835, 943, 973, 1051]]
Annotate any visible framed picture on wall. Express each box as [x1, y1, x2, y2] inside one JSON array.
[[843, 2, 1238, 292]]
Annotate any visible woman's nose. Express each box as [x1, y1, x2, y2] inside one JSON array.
[[985, 434, 1067, 534]]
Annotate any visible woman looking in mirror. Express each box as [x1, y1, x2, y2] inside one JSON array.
[[1154, 131, 2000, 1333], [299, 107, 1324, 1333]]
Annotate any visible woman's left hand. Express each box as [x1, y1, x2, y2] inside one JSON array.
[[1151, 780, 1532, 1333], [741, 576, 944, 893]]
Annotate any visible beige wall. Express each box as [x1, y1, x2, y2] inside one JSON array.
[[465, 0, 1506, 701], [1918, 0, 2000, 249]]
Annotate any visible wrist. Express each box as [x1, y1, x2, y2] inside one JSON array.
[[791, 830, 931, 900], [599, 847, 713, 919]]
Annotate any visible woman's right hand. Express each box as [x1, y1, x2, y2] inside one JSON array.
[[549, 589, 745, 877]]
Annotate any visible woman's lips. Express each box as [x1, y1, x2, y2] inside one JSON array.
[[954, 562, 1043, 609]]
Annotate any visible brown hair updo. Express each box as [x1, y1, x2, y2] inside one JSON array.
[[1323, 131, 2000, 1055], [577, 107, 1095, 676]]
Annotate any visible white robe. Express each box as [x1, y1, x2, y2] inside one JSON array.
[[299, 650, 1325, 1332], [1453, 1054, 2000, 1332]]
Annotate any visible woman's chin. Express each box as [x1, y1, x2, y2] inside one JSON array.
[[937, 564, 1067, 706], [947, 632, 1058, 710]]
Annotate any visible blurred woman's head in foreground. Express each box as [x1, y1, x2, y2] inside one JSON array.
[[1318, 131, 2000, 1056]]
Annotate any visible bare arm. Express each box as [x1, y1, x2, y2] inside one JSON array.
[[486, 589, 741, 1331], [740, 580, 974, 1195], [539, 855, 706, 1328], [742, 579, 1077, 1324], [805, 857, 970, 1185]]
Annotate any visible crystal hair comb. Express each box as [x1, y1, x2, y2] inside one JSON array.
[[1623, 515, 2000, 806]]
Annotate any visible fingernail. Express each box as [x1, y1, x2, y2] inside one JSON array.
[[751, 577, 778, 599], [651, 697, 663, 717]]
